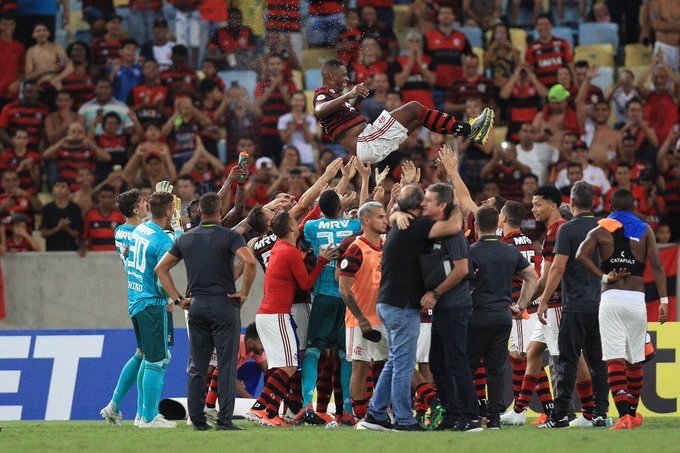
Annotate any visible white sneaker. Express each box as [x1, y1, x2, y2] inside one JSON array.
[[205, 406, 218, 428], [186, 416, 193, 426], [133, 415, 142, 427], [500, 410, 527, 426], [282, 408, 298, 423], [569, 415, 593, 428], [139, 414, 177, 429], [100, 403, 122, 426]]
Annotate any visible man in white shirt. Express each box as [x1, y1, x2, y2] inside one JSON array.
[[78, 79, 134, 134], [515, 123, 559, 186]]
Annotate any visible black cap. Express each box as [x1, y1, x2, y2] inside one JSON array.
[[107, 13, 124, 22], [153, 18, 169, 28]]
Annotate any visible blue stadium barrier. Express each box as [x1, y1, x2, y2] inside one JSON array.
[[579, 22, 619, 53], [217, 70, 259, 99]]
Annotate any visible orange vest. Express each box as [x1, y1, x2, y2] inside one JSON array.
[[346, 238, 382, 328]]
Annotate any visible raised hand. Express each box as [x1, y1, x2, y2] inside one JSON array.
[[400, 160, 421, 184], [340, 191, 357, 209], [374, 166, 390, 187], [355, 157, 371, 179], [341, 156, 358, 180]]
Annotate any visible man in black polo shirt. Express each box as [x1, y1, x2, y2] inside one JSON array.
[[156, 192, 257, 431], [538, 181, 609, 428], [361, 183, 462, 432], [467, 205, 538, 430]]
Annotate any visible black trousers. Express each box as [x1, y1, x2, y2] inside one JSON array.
[[466, 323, 512, 424], [430, 304, 478, 421], [607, 0, 641, 45], [553, 311, 609, 420], [187, 298, 241, 424]]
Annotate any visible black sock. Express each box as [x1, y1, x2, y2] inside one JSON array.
[[455, 122, 472, 136]]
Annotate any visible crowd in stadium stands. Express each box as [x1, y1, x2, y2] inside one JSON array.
[[0, 0, 678, 255]]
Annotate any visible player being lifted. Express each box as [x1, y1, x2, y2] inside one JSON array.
[[313, 59, 494, 164]]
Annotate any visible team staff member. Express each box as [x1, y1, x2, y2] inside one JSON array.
[[360, 181, 462, 432], [576, 189, 668, 429], [254, 211, 337, 427], [538, 181, 609, 428], [126, 191, 176, 429], [338, 201, 389, 422], [156, 193, 257, 431], [467, 206, 538, 431]]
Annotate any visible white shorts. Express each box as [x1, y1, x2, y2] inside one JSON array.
[[509, 313, 538, 354], [599, 289, 647, 364], [654, 41, 680, 73], [255, 313, 299, 369], [356, 110, 408, 164], [529, 306, 562, 355], [416, 322, 432, 363], [175, 10, 201, 47], [291, 303, 311, 351], [346, 325, 388, 362]]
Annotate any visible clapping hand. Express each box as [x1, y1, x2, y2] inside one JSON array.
[[374, 166, 390, 187], [400, 160, 420, 184]]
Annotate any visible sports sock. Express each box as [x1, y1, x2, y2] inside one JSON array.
[[372, 361, 384, 384], [514, 374, 538, 413], [206, 367, 219, 408], [142, 360, 164, 422], [261, 368, 292, 418], [284, 370, 303, 415], [301, 347, 322, 409], [626, 365, 643, 417], [607, 361, 629, 418], [365, 371, 374, 400], [415, 382, 437, 407], [416, 106, 469, 135], [136, 360, 145, 418], [352, 398, 369, 419], [474, 366, 487, 409], [536, 368, 554, 415], [252, 369, 276, 411], [576, 379, 594, 420], [509, 356, 527, 405], [338, 351, 352, 415], [111, 353, 143, 410]]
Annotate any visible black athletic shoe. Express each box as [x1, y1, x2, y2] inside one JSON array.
[[359, 413, 393, 432], [393, 423, 427, 432], [486, 420, 500, 430], [302, 410, 328, 426], [592, 416, 613, 428], [538, 416, 569, 429], [454, 419, 484, 433], [193, 422, 211, 431], [216, 421, 244, 431]]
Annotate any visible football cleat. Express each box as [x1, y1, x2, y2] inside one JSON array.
[[632, 413, 644, 427], [338, 412, 357, 426], [245, 408, 266, 422], [611, 415, 634, 430], [538, 416, 569, 429], [260, 415, 290, 427], [100, 403, 122, 426], [314, 411, 336, 424], [139, 414, 177, 429], [204, 406, 218, 428], [468, 107, 495, 145], [569, 415, 593, 428], [531, 413, 549, 425], [500, 409, 527, 426]]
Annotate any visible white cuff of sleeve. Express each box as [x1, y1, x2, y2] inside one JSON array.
[[660, 297, 669, 305], [601, 274, 609, 284]]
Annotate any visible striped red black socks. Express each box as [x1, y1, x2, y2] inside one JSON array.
[[416, 106, 470, 136], [509, 356, 527, 405], [205, 367, 219, 408], [576, 379, 594, 420], [626, 365, 643, 417], [262, 368, 293, 418], [608, 361, 629, 418], [536, 368, 554, 415]]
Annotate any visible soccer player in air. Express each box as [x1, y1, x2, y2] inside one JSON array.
[[254, 211, 338, 426], [313, 59, 494, 164], [100, 188, 148, 426], [126, 191, 176, 428], [576, 189, 668, 429], [338, 201, 389, 423]]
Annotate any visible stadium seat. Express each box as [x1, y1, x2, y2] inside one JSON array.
[[578, 22, 619, 53], [217, 70, 259, 99], [291, 70, 303, 90], [393, 4, 410, 30], [304, 69, 323, 90], [303, 48, 337, 69], [304, 90, 315, 114], [590, 66, 615, 92], [624, 43, 654, 67], [462, 26, 484, 49], [574, 44, 615, 68], [551, 26, 575, 48], [493, 126, 508, 146], [485, 28, 528, 58]]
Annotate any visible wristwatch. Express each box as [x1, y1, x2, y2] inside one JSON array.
[[432, 290, 441, 300]]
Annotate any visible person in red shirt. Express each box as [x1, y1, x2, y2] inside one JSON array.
[[637, 169, 667, 230], [91, 14, 123, 73], [253, 211, 337, 427], [62, 42, 96, 111], [500, 63, 547, 142], [4, 213, 40, 252], [0, 81, 48, 152], [0, 168, 42, 232], [445, 53, 497, 117], [391, 31, 436, 110], [637, 62, 679, 146], [358, 5, 397, 60], [525, 14, 574, 87], [207, 7, 257, 71], [480, 142, 532, 202], [603, 163, 647, 214], [128, 59, 170, 128], [161, 44, 199, 104], [0, 12, 24, 107], [350, 37, 389, 86], [336, 9, 362, 66], [424, 5, 471, 110], [0, 129, 40, 195], [80, 184, 126, 253]]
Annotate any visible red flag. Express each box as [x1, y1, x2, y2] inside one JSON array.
[[644, 245, 678, 322]]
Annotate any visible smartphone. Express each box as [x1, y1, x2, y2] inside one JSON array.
[[113, 164, 122, 171], [231, 81, 239, 88]]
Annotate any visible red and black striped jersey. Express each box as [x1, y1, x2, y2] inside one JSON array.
[[255, 79, 297, 137], [446, 75, 497, 108], [266, 0, 302, 33], [424, 28, 471, 89], [54, 143, 99, 189], [62, 72, 95, 110], [0, 101, 48, 152], [308, 0, 343, 16], [540, 218, 565, 308], [6, 234, 33, 252], [0, 148, 40, 195], [390, 56, 435, 109], [95, 133, 128, 157], [663, 163, 680, 216], [313, 86, 366, 141], [0, 193, 35, 231], [0, 0, 17, 12], [501, 230, 536, 303], [91, 35, 122, 68], [525, 38, 573, 87], [506, 81, 542, 142], [128, 0, 162, 10], [337, 27, 362, 65], [160, 68, 197, 96], [83, 207, 126, 251], [350, 60, 388, 85], [209, 26, 256, 53]]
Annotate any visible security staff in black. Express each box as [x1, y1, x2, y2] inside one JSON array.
[[156, 193, 258, 431], [467, 206, 538, 430], [576, 189, 668, 428]]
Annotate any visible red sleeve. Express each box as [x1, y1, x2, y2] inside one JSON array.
[[0, 105, 11, 128], [338, 243, 363, 277], [298, 203, 322, 236], [82, 209, 92, 240], [0, 152, 9, 169], [286, 246, 328, 292], [254, 81, 266, 98], [525, 45, 534, 65], [563, 40, 574, 63]]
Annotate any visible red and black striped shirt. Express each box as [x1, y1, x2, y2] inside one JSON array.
[[160, 68, 197, 97], [506, 81, 542, 142], [53, 143, 100, 189], [91, 35, 122, 68], [424, 28, 471, 89], [663, 163, 680, 216], [308, 0, 343, 16], [313, 86, 366, 141], [255, 79, 297, 137], [266, 0, 302, 33], [501, 230, 536, 304], [0, 193, 35, 231], [83, 207, 126, 251], [62, 72, 95, 110], [209, 26, 256, 53], [0, 148, 40, 195], [0, 101, 48, 152], [541, 218, 565, 307], [525, 38, 573, 87], [446, 75, 497, 108]]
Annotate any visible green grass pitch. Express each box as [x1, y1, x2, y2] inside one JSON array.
[[2, 417, 677, 453]]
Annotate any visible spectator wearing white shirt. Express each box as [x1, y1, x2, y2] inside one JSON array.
[[514, 123, 559, 185], [554, 141, 610, 212], [78, 79, 134, 135], [277, 91, 318, 169]]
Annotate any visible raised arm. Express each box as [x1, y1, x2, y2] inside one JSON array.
[[289, 158, 343, 220], [314, 83, 369, 119]]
